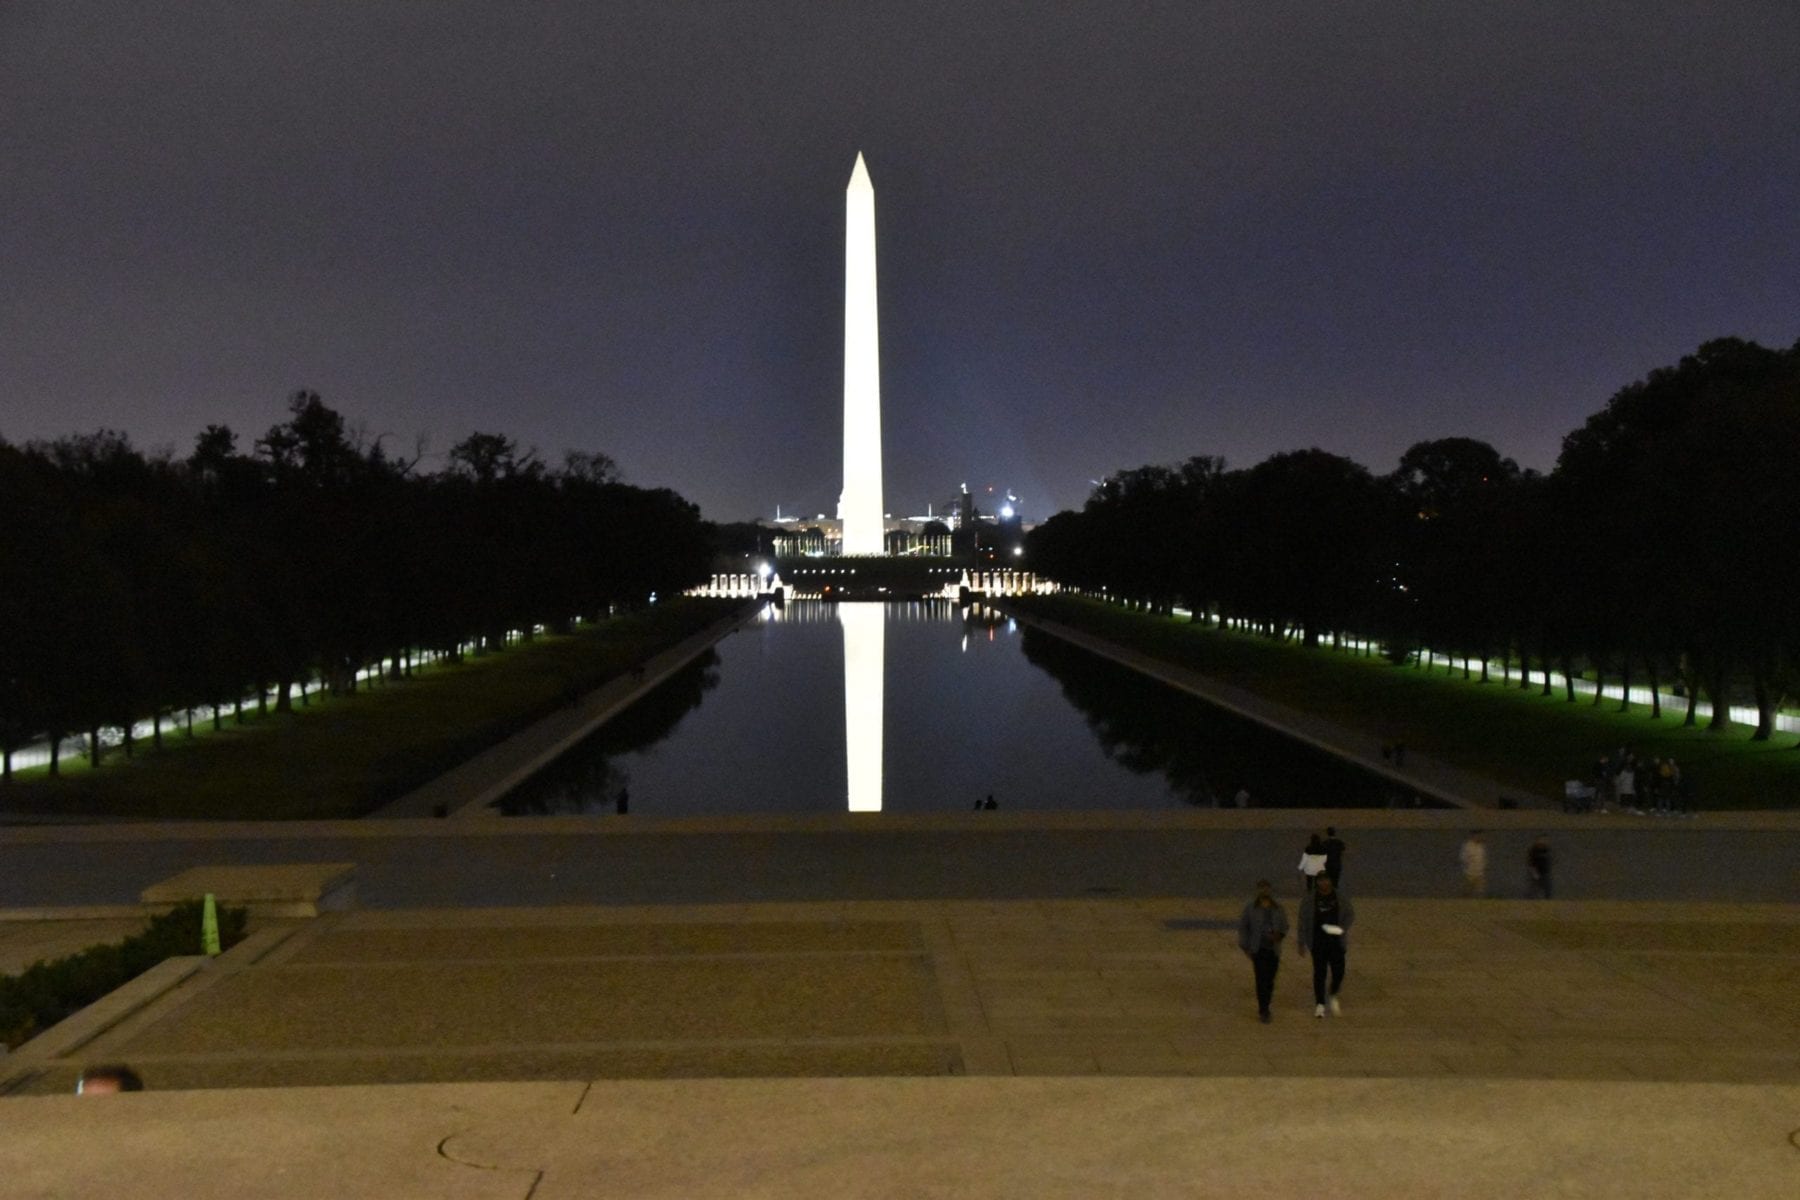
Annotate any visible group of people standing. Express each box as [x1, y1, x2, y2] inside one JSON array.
[[1235, 828, 1355, 1023], [1590, 747, 1689, 814]]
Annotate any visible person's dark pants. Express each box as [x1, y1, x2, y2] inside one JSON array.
[[1251, 949, 1280, 1015], [1311, 937, 1345, 1004]]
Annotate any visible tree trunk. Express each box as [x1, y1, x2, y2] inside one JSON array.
[[276, 678, 292, 714], [1617, 659, 1632, 714], [213, 702, 224, 732], [89, 726, 102, 768], [1561, 656, 1576, 702], [1751, 669, 1775, 741], [3, 746, 11, 783], [123, 722, 134, 759], [1645, 654, 1661, 719], [1706, 664, 1730, 732], [1679, 655, 1700, 727], [258, 684, 269, 717], [235, 697, 246, 724], [152, 710, 164, 751], [48, 734, 62, 776], [186, 707, 195, 737]]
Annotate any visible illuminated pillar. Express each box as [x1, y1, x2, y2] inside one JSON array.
[[841, 603, 884, 811], [838, 152, 885, 556]]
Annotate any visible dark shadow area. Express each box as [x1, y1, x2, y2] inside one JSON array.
[[494, 650, 722, 815], [1019, 628, 1443, 808]]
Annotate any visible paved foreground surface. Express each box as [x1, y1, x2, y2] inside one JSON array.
[[11, 897, 1799, 1092], [5, 1076, 1796, 1199], [5, 812, 1797, 1196], [4, 896, 1799, 1196]]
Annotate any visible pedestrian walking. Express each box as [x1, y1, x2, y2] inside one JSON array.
[[1298, 833, 1328, 892], [1297, 874, 1355, 1018], [1322, 826, 1347, 886], [1527, 836, 1553, 899], [1459, 830, 1487, 897], [1236, 880, 1289, 1024]]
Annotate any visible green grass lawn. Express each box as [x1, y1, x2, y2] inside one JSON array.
[[1, 600, 742, 820], [1009, 595, 1800, 811]]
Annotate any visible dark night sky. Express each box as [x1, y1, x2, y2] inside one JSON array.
[[3, 2, 1797, 522]]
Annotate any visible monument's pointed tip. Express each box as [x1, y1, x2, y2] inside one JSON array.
[[849, 151, 872, 189]]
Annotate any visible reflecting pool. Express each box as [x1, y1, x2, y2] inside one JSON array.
[[497, 601, 1418, 816]]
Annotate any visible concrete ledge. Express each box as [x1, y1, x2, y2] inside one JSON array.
[[1, 925, 301, 1096], [0, 906, 159, 922], [139, 864, 356, 917], [2, 955, 207, 1077]]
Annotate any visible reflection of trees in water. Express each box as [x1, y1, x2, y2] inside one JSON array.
[[1020, 629, 1222, 804], [1019, 629, 1400, 808], [498, 650, 721, 815]]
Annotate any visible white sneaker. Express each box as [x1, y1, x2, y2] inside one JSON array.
[[1329, 997, 1342, 1016], [1314, 1004, 1326, 1019]]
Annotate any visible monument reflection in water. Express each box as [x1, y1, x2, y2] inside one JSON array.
[[495, 600, 1410, 816], [840, 602, 884, 811]]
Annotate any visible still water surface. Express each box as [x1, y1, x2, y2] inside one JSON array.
[[498, 601, 1409, 816]]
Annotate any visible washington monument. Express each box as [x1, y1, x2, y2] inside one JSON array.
[[838, 152, 885, 555]]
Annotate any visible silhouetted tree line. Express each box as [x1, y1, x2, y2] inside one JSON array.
[[1027, 337, 1800, 742], [0, 391, 712, 777]]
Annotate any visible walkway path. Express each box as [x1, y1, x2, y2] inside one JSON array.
[[1007, 607, 1549, 810], [369, 602, 759, 819], [5, 810, 1800, 908]]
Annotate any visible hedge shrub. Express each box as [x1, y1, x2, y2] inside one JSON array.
[[0, 899, 248, 1049]]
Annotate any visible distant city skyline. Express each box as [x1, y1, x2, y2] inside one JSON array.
[[2, 3, 1797, 522]]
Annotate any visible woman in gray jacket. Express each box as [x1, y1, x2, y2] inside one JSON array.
[[1236, 880, 1289, 1023]]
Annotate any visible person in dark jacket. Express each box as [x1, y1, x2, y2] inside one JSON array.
[[1236, 879, 1289, 1023], [1527, 836, 1553, 898], [1321, 826, 1347, 885], [1297, 874, 1355, 1018]]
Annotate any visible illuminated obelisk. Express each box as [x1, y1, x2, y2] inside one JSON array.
[[838, 152, 885, 555]]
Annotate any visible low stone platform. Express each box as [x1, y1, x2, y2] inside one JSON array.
[[138, 862, 355, 917]]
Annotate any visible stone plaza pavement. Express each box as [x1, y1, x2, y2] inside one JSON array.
[[5, 893, 1798, 1196]]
